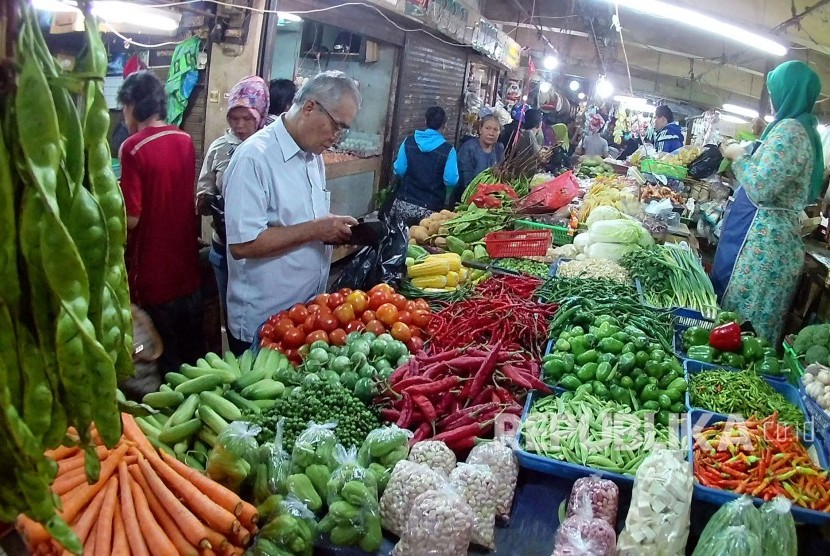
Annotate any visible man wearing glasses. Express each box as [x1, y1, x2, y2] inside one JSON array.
[[222, 71, 361, 354]]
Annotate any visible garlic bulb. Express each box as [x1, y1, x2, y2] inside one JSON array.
[[817, 369, 830, 386], [806, 382, 824, 399], [821, 392, 830, 410], [804, 374, 815, 385]]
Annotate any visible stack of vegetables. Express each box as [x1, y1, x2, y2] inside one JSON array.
[[460, 167, 531, 202], [802, 367, 830, 415], [791, 323, 830, 367], [577, 176, 639, 223], [0, 5, 134, 534], [576, 156, 616, 179], [17, 414, 258, 555], [570, 207, 654, 262], [405, 251, 470, 290], [407, 210, 457, 249], [681, 312, 781, 375], [443, 204, 513, 244]]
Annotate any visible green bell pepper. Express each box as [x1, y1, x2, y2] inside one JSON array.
[[687, 345, 715, 363], [619, 352, 636, 373], [598, 337, 625, 355], [576, 350, 599, 366], [554, 339, 571, 352], [576, 363, 598, 382], [757, 356, 782, 376], [635, 351, 650, 368], [595, 362, 613, 382], [721, 352, 746, 368], [683, 326, 711, 348], [569, 335, 588, 357], [741, 336, 764, 362], [715, 311, 741, 326], [641, 384, 660, 402], [558, 375, 582, 391], [542, 357, 567, 381]]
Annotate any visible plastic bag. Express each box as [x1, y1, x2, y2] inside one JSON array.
[[253, 419, 292, 504], [687, 144, 723, 179], [759, 496, 797, 556], [206, 421, 261, 493], [379, 460, 447, 536], [359, 425, 412, 493], [407, 440, 456, 476], [450, 463, 497, 550], [567, 475, 619, 527], [552, 489, 616, 556], [466, 438, 519, 522], [617, 449, 692, 555], [332, 212, 408, 291], [253, 495, 317, 556], [392, 485, 474, 556], [291, 421, 337, 472], [692, 496, 763, 556], [695, 525, 762, 556], [326, 445, 379, 506]]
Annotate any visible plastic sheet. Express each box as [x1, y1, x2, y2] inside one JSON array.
[[290, 421, 337, 472]]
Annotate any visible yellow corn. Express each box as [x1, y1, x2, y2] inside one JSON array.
[[445, 271, 459, 287], [458, 267, 469, 282], [408, 259, 450, 278], [411, 275, 447, 289], [428, 253, 461, 271]]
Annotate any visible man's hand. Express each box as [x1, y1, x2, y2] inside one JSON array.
[[314, 214, 358, 244]]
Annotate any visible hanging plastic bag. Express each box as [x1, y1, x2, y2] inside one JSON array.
[[291, 421, 337, 472], [206, 421, 260, 493], [332, 212, 409, 291], [552, 487, 616, 556], [692, 496, 763, 556], [392, 485, 475, 556], [567, 475, 619, 527], [252, 495, 317, 556], [759, 496, 797, 556]]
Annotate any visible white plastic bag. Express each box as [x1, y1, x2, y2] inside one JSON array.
[[450, 463, 497, 549], [552, 488, 616, 556]]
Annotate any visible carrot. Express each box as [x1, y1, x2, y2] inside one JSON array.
[[71, 476, 113, 544], [61, 443, 129, 523], [118, 461, 150, 556], [129, 477, 178, 556], [45, 445, 80, 461], [16, 515, 50, 549], [94, 470, 120, 556], [146, 453, 241, 536], [121, 413, 155, 454], [112, 503, 130, 555], [157, 452, 249, 520], [136, 457, 220, 550], [128, 464, 199, 556], [85, 521, 98, 555], [52, 467, 89, 496], [201, 550, 217, 556]]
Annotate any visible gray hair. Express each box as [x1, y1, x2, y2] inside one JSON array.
[[294, 71, 362, 109], [479, 114, 502, 130]]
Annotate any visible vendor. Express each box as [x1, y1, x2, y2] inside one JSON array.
[[654, 106, 684, 152], [456, 114, 505, 200], [222, 71, 360, 353], [545, 122, 573, 175], [579, 114, 609, 158], [712, 60, 824, 343]]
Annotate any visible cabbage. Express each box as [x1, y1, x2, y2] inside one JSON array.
[[588, 219, 651, 245], [585, 206, 622, 226], [573, 233, 590, 253], [585, 242, 640, 261]]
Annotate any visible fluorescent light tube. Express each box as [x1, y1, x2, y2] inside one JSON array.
[[723, 103, 759, 119], [720, 114, 749, 124]]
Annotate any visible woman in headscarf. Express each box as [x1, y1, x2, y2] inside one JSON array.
[[196, 75, 270, 320], [712, 61, 824, 343], [545, 122, 573, 175]]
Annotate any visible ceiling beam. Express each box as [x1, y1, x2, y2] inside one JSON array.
[[774, 0, 830, 31]]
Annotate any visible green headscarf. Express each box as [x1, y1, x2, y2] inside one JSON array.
[[553, 123, 570, 151], [762, 60, 824, 200]]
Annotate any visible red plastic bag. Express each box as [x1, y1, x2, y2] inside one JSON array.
[[518, 171, 579, 213]]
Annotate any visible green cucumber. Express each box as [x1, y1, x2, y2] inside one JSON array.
[[223, 390, 261, 415], [135, 416, 161, 439], [241, 379, 285, 400], [174, 374, 223, 395], [200, 391, 243, 421], [158, 418, 202, 444], [142, 390, 184, 409], [147, 436, 175, 456], [198, 405, 229, 435], [180, 364, 237, 384], [232, 368, 269, 391], [167, 394, 200, 427], [197, 428, 218, 447], [239, 350, 254, 375], [252, 399, 277, 410], [253, 348, 272, 372], [165, 372, 188, 387]]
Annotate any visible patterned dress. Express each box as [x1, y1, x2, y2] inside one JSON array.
[[719, 119, 814, 343]]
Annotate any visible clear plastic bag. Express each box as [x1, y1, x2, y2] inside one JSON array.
[[253, 494, 317, 556], [692, 497, 763, 556], [617, 449, 692, 555], [206, 421, 261, 493], [449, 463, 497, 550], [326, 445, 379, 506], [759, 496, 797, 556], [392, 485, 474, 556], [552, 489, 616, 556], [696, 525, 762, 556], [466, 438, 519, 522], [407, 440, 456, 476], [252, 418, 292, 504], [380, 460, 447, 536], [291, 421, 337, 472], [358, 424, 412, 469], [567, 475, 619, 527]]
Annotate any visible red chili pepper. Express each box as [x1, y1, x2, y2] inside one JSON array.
[[397, 393, 414, 428], [380, 408, 401, 422], [410, 421, 432, 445], [392, 376, 431, 393], [405, 375, 461, 397], [433, 421, 492, 444], [411, 394, 437, 422], [708, 322, 742, 352], [388, 364, 409, 385], [472, 386, 496, 406], [418, 348, 465, 365], [464, 342, 502, 401]]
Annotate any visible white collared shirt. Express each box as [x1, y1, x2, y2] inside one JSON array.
[[223, 116, 331, 342]]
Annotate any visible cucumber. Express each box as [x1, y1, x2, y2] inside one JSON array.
[[135, 416, 161, 439], [206, 352, 238, 376], [239, 350, 254, 375], [232, 367, 269, 391], [223, 390, 261, 415], [197, 427, 218, 447], [265, 351, 285, 376], [148, 436, 176, 456], [159, 384, 173, 393], [196, 358, 213, 370], [180, 453, 205, 471], [241, 379, 285, 400], [173, 441, 189, 456], [193, 440, 209, 457], [180, 364, 237, 384], [158, 418, 202, 444], [142, 390, 184, 409], [149, 413, 169, 428], [253, 348, 272, 371], [167, 394, 200, 427], [252, 399, 278, 410], [174, 374, 223, 395], [198, 405, 229, 435], [200, 391, 243, 421], [165, 372, 188, 387]]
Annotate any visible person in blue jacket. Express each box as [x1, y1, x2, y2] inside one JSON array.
[[654, 105, 684, 152], [391, 106, 459, 225]]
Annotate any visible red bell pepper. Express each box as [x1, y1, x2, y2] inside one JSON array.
[[708, 322, 742, 352]]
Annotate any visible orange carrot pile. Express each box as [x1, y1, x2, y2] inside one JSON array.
[[17, 414, 259, 556]]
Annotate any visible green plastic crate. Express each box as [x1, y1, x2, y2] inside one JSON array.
[[515, 219, 577, 246], [783, 335, 804, 386]]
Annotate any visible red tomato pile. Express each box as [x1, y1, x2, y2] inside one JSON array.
[[259, 284, 433, 363]]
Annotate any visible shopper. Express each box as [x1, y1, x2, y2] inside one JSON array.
[[457, 114, 505, 194], [222, 71, 360, 353], [391, 106, 459, 224], [511, 108, 545, 179], [545, 121, 573, 175], [197, 76, 270, 324], [267, 78, 297, 125], [117, 71, 203, 373], [653, 105, 684, 152], [712, 60, 824, 343], [580, 114, 609, 158]]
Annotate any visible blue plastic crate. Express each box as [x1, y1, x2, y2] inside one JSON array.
[[516, 391, 688, 485], [548, 257, 571, 277], [672, 308, 715, 359], [685, 360, 809, 438], [688, 408, 830, 525], [800, 376, 830, 435]]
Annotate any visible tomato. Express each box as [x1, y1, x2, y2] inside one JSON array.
[[390, 293, 408, 311], [414, 299, 430, 311], [260, 323, 275, 338], [317, 313, 339, 333], [282, 327, 305, 349], [410, 326, 423, 340], [376, 303, 399, 326], [277, 310, 290, 321], [266, 314, 279, 325], [327, 293, 345, 310], [274, 318, 294, 341], [260, 337, 269, 347], [314, 293, 330, 307], [302, 314, 318, 334], [345, 320, 364, 333], [406, 336, 424, 353], [288, 303, 309, 325], [329, 328, 347, 346], [397, 311, 411, 326], [307, 303, 323, 314], [333, 303, 356, 326], [370, 283, 395, 296], [361, 310, 377, 324], [411, 309, 432, 329], [284, 348, 301, 365], [365, 319, 386, 336], [405, 300, 418, 313], [306, 330, 329, 344], [346, 291, 369, 314], [391, 322, 412, 342], [338, 288, 353, 297], [367, 290, 388, 311]]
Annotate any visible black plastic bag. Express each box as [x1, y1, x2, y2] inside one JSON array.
[[331, 214, 409, 291], [688, 144, 724, 179]]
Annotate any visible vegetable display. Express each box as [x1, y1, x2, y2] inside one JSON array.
[[802, 365, 830, 413], [405, 252, 470, 290], [691, 497, 763, 556], [576, 156, 616, 179], [443, 204, 513, 244], [491, 257, 552, 278], [681, 315, 781, 374], [522, 392, 683, 475], [18, 415, 257, 555], [577, 176, 639, 223], [1, 5, 133, 537], [408, 210, 458, 246], [792, 323, 830, 366], [555, 259, 630, 283], [689, 369, 804, 425], [692, 413, 830, 511]]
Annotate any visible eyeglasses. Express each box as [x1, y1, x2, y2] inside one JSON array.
[[314, 100, 350, 137]]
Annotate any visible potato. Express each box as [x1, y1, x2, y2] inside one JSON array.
[[427, 221, 442, 236], [410, 226, 429, 243], [434, 237, 448, 248]]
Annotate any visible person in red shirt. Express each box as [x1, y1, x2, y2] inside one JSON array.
[[117, 71, 203, 374]]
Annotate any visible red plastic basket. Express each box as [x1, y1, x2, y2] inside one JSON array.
[[485, 230, 552, 258]]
